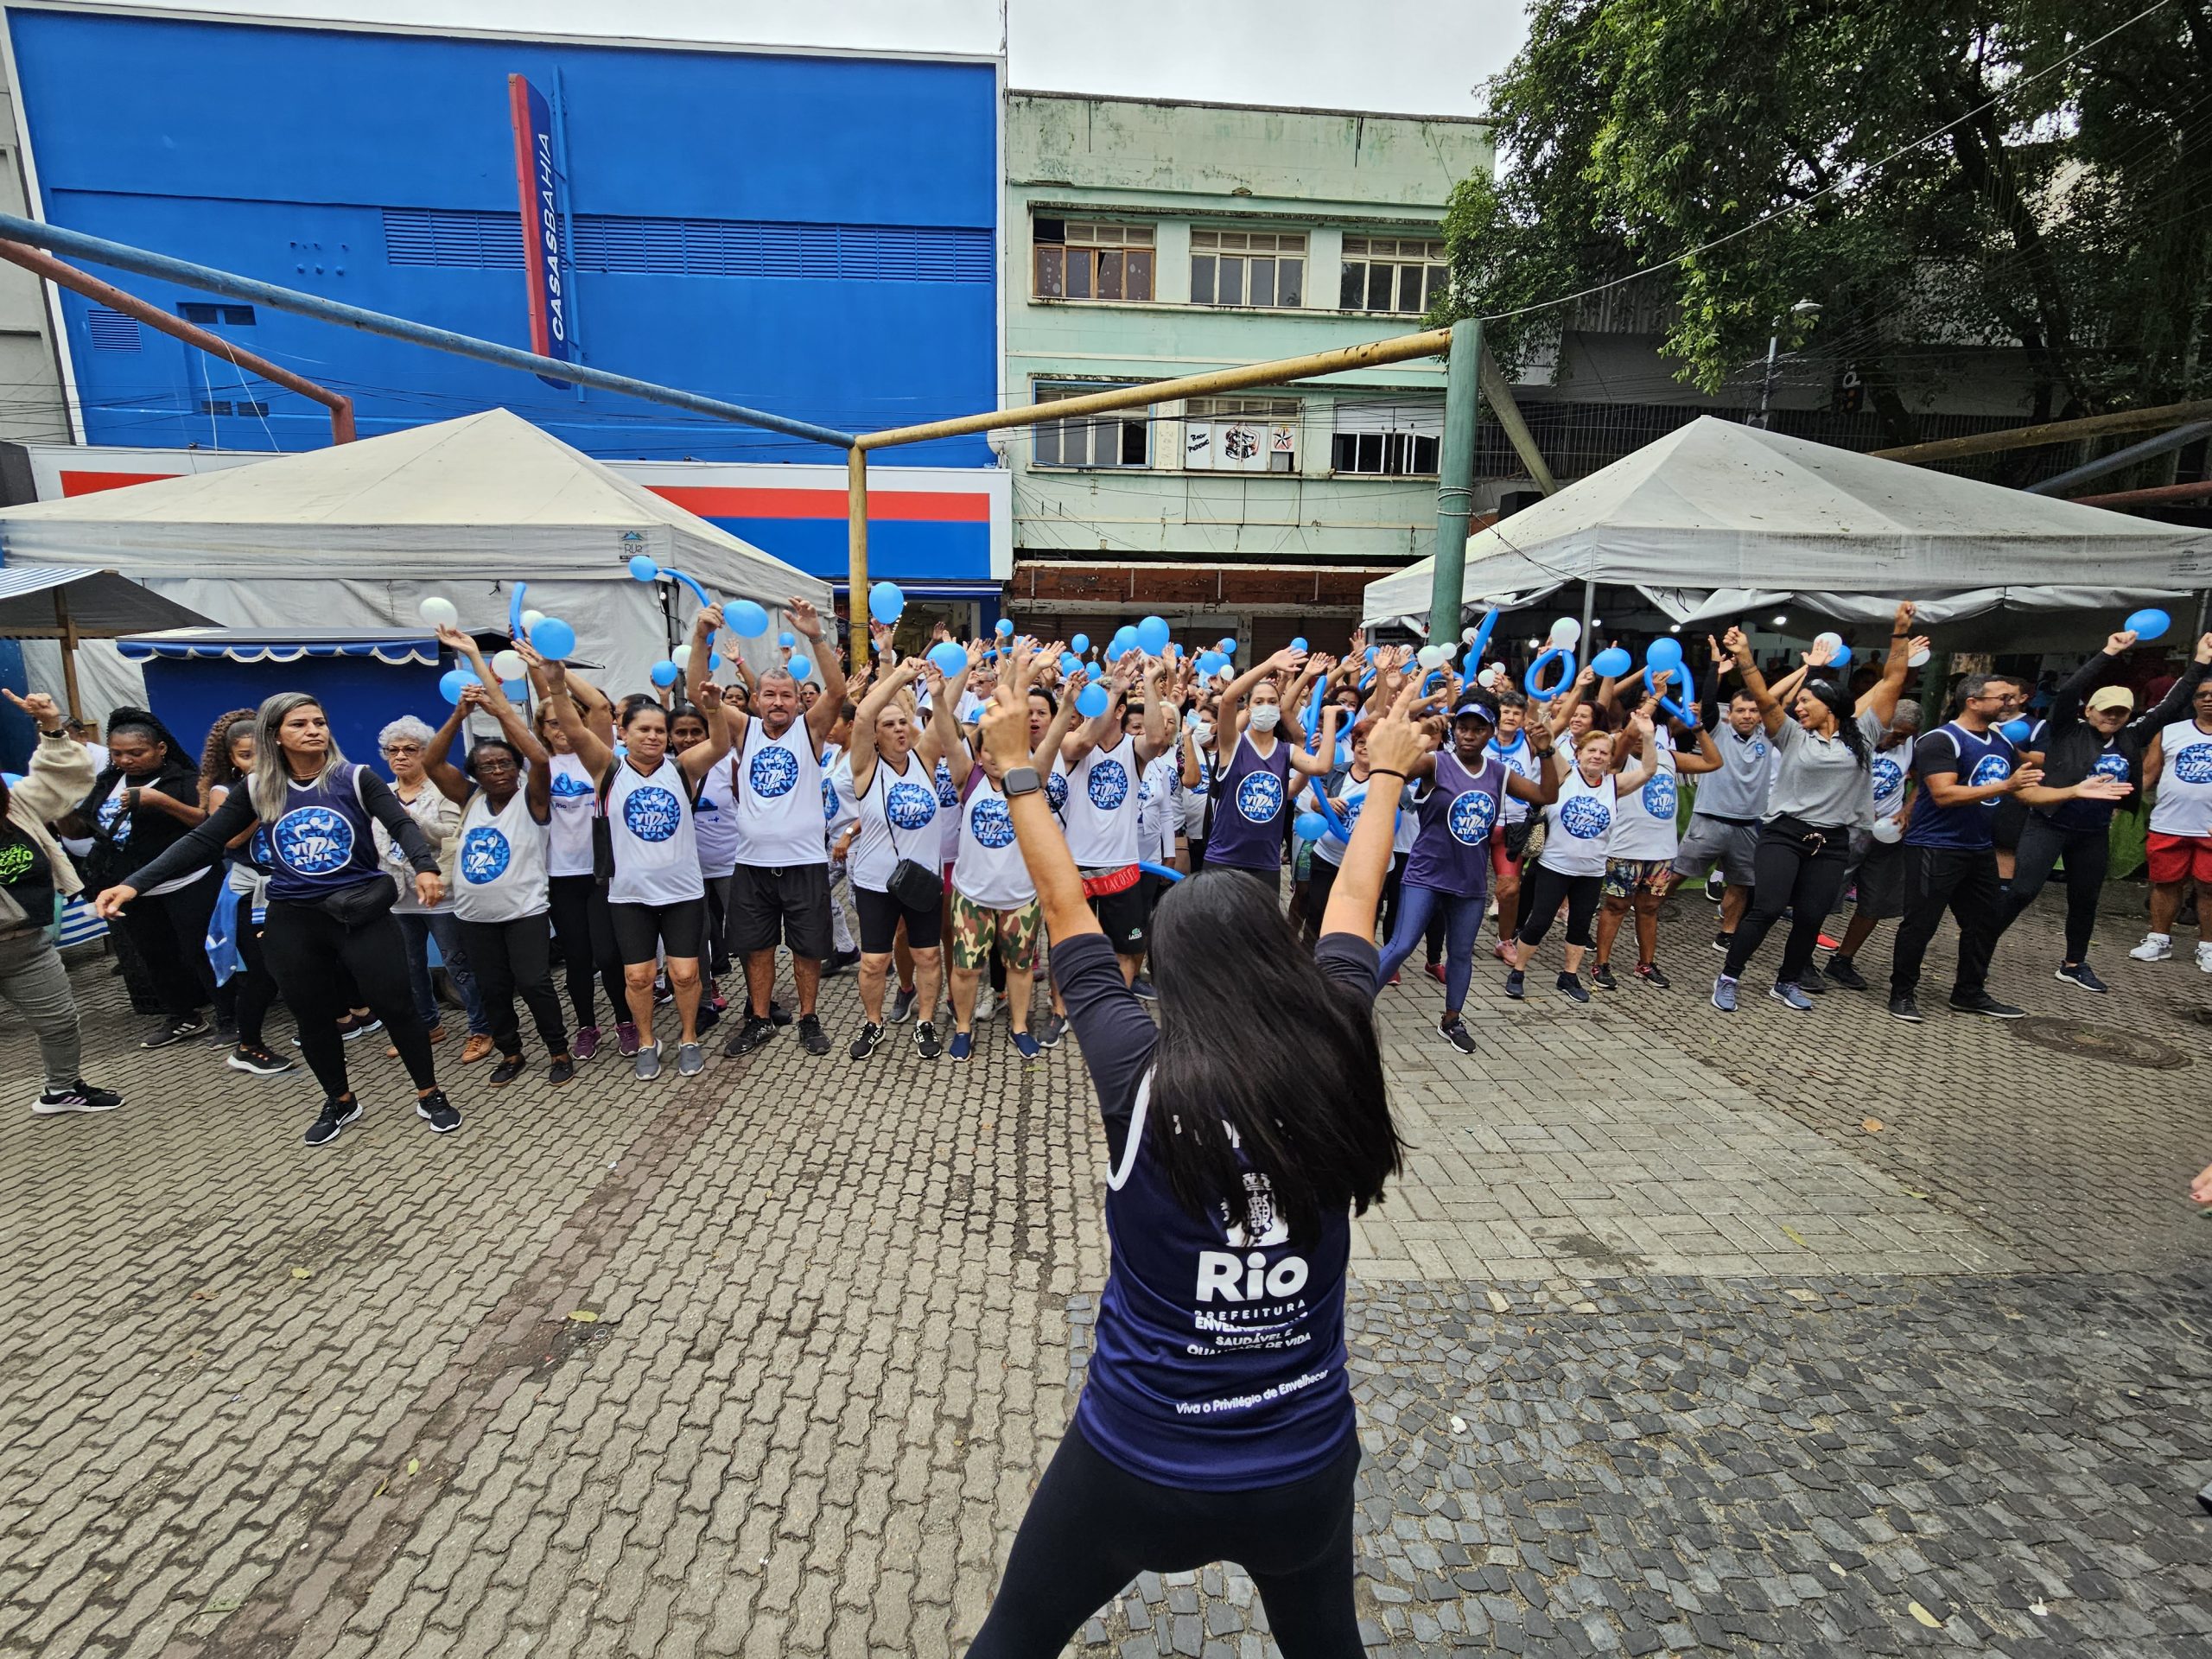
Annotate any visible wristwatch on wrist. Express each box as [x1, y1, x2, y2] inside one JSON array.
[[1003, 766, 1042, 798]]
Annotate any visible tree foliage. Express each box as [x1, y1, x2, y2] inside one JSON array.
[[1438, 0, 2212, 445]]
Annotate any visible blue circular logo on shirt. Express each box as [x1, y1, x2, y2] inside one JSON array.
[[1235, 770, 1283, 824], [97, 791, 133, 847], [886, 780, 936, 831], [2176, 743, 2212, 785], [623, 785, 683, 842], [1642, 771, 1677, 820], [460, 825, 511, 884], [1872, 754, 1905, 798], [274, 804, 354, 874], [1560, 796, 1611, 840], [1447, 789, 1497, 846], [1749, 738, 1769, 763], [821, 776, 841, 824], [1046, 772, 1070, 814], [550, 771, 593, 802], [935, 760, 960, 807], [1087, 759, 1130, 810], [2091, 751, 2131, 784], [250, 827, 272, 868], [969, 795, 1015, 849], [1968, 753, 2012, 802], [749, 745, 798, 798]]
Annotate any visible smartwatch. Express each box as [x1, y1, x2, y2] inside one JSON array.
[[1003, 766, 1042, 798]]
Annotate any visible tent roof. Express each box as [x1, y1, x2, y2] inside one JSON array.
[[0, 564, 213, 637], [1363, 416, 2212, 627], [0, 408, 828, 605]]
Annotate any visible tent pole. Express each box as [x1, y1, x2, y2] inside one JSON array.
[[1427, 321, 1482, 639], [1578, 580, 1596, 659], [847, 448, 869, 674], [52, 590, 81, 723]]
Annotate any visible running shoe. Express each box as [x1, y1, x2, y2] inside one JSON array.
[[974, 987, 997, 1023], [2198, 941, 2212, 975], [949, 1030, 974, 1061], [416, 1090, 461, 1133], [850, 1021, 884, 1060], [1130, 976, 1158, 1002], [2056, 962, 2109, 994], [210, 1022, 239, 1048], [677, 1042, 705, 1077], [550, 1055, 577, 1085], [1815, 931, 1843, 953], [2129, 932, 2173, 962], [1503, 970, 1525, 1001], [770, 1001, 795, 1027], [33, 1079, 122, 1116], [1948, 991, 2025, 1020], [1769, 982, 1815, 1012], [913, 1020, 944, 1060], [617, 1020, 641, 1058], [1438, 1016, 1476, 1054], [633, 1043, 662, 1081], [1590, 963, 1618, 991], [823, 949, 861, 977], [572, 1025, 601, 1062], [337, 1010, 382, 1042], [798, 1014, 831, 1056], [888, 988, 918, 1025], [1796, 962, 1830, 995], [141, 1015, 209, 1049], [488, 1055, 526, 1087], [696, 1003, 721, 1036], [723, 1014, 777, 1058], [1710, 976, 1738, 1014], [1038, 1013, 1069, 1049], [227, 1043, 295, 1077], [303, 1096, 361, 1147], [1424, 963, 1446, 984], [1824, 955, 1869, 992], [1634, 962, 1669, 990], [1888, 995, 1924, 1023], [1711, 931, 1731, 956], [1009, 1031, 1042, 1060], [1557, 972, 1589, 1005]]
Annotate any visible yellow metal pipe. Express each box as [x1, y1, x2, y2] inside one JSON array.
[[1870, 397, 2212, 465], [846, 447, 869, 673], [855, 327, 1453, 451]]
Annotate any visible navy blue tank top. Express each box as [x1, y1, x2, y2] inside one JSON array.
[[1403, 750, 1503, 898], [264, 765, 390, 902], [1205, 730, 1293, 873]]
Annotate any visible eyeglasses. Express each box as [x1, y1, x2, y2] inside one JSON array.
[[383, 743, 422, 755]]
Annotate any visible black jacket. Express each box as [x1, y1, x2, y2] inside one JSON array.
[[2032, 652, 2207, 830]]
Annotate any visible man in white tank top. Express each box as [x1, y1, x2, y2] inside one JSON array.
[[1055, 658, 1170, 992]]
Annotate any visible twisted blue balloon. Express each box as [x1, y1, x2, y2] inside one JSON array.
[[1139, 861, 1184, 883], [1524, 646, 1576, 702], [508, 580, 527, 641]]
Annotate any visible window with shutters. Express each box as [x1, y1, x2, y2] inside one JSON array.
[[1031, 385, 1151, 469], [1032, 219, 1155, 302], [1331, 401, 1442, 475], [1189, 230, 1306, 308], [1182, 397, 1300, 473], [1338, 236, 1447, 315]]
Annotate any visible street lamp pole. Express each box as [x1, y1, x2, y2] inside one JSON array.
[[1754, 299, 1821, 430]]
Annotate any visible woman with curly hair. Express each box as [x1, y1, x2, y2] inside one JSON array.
[[199, 709, 295, 1077]]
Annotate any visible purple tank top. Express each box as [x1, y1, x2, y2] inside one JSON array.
[[1404, 751, 1503, 898], [1204, 731, 1293, 873]]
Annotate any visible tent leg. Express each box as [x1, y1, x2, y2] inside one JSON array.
[[1578, 580, 1596, 658], [54, 593, 82, 724], [848, 448, 869, 674]]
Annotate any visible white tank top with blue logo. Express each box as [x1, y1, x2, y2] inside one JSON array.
[[454, 786, 550, 923], [604, 757, 702, 906], [1062, 734, 1141, 869], [733, 716, 828, 869], [546, 752, 597, 878], [692, 754, 741, 879], [850, 750, 938, 893], [953, 772, 1035, 910], [2152, 718, 2212, 838], [934, 746, 965, 865], [1539, 764, 1616, 877], [1608, 749, 1680, 861]]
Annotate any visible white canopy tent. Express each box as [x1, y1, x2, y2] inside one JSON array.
[[1363, 416, 2212, 632], [0, 408, 831, 719]]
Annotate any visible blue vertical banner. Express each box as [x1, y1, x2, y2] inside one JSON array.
[[507, 73, 574, 389]]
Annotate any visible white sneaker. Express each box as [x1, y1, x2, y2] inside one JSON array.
[[2130, 932, 2173, 962], [2198, 942, 2212, 974], [973, 987, 997, 1023]]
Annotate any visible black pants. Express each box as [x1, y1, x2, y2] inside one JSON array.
[[1303, 852, 1342, 934], [1724, 820, 1850, 986], [1889, 844, 2005, 1001], [263, 901, 437, 1099], [232, 902, 280, 1047], [1516, 864, 1601, 949], [965, 1424, 1362, 1659], [458, 914, 568, 1058], [2004, 816, 2109, 963], [119, 872, 220, 1021], [1381, 850, 1406, 948], [547, 874, 627, 1031]]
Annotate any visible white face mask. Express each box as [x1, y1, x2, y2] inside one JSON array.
[[1249, 704, 1281, 734], [1194, 723, 1214, 747]]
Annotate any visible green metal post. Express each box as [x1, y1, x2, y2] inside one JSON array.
[[1428, 321, 1483, 639]]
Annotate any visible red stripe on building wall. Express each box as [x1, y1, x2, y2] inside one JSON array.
[[60, 471, 176, 496], [648, 486, 990, 522]]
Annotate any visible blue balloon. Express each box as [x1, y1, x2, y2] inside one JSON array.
[[438, 668, 474, 705], [1076, 683, 1109, 718], [1070, 632, 1090, 654], [627, 554, 659, 582], [707, 652, 722, 672], [726, 600, 770, 639], [1218, 638, 1236, 653], [650, 660, 680, 688], [1294, 810, 1329, 844], [1999, 718, 2033, 745], [868, 582, 906, 626], [1644, 635, 1685, 673], [778, 630, 796, 649], [1290, 636, 1309, 653], [1135, 615, 1172, 656], [1826, 642, 1852, 670], [787, 654, 814, 683], [1104, 640, 1128, 664], [1137, 861, 1184, 884], [502, 678, 530, 702], [1524, 646, 1575, 701], [2126, 607, 2171, 642], [995, 618, 1015, 637], [927, 641, 968, 677], [530, 617, 576, 660], [1591, 646, 1634, 679]]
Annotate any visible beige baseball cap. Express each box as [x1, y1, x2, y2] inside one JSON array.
[[2087, 685, 2135, 714]]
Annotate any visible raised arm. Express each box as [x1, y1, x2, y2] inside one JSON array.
[[518, 639, 615, 780], [983, 689, 1098, 947], [1135, 659, 1173, 766], [1216, 647, 1306, 756], [1856, 602, 1922, 724], [849, 656, 918, 798], [1726, 626, 1788, 734], [2127, 634, 2212, 742], [683, 604, 724, 716], [1547, 664, 1596, 739], [1611, 712, 1662, 794], [421, 692, 476, 808], [795, 598, 848, 746], [1321, 678, 1422, 941], [676, 683, 733, 784]]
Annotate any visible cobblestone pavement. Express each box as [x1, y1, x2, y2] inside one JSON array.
[[3, 891, 2207, 1657]]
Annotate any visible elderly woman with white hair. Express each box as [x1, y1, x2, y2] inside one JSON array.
[[374, 713, 495, 1065]]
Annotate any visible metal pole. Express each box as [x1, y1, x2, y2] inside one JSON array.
[[1755, 334, 1778, 429], [0, 241, 356, 443], [847, 447, 869, 673], [1477, 346, 1558, 494], [0, 210, 855, 449], [1578, 580, 1596, 663], [1427, 321, 1482, 639], [1872, 396, 2212, 465], [2026, 420, 2212, 495]]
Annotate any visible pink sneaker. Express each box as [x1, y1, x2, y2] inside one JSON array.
[[1424, 963, 1446, 985], [572, 1025, 601, 1062], [617, 1020, 640, 1058]]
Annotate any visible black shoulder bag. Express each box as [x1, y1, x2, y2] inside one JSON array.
[[878, 761, 944, 912]]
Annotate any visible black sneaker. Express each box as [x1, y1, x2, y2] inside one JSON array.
[[769, 1000, 794, 1028], [1948, 991, 2026, 1020], [1635, 962, 1670, 989], [823, 949, 860, 978], [304, 1096, 362, 1147], [1038, 1012, 1068, 1049], [913, 1020, 944, 1060], [1888, 995, 1924, 1024], [888, 988, 918, 1026], [1704, 874, 1726, 905], [33, 1079, 123, 1116], [1504, 969, 1525, 1001], [850, 1021, 884, 1060], [142, 1015, 209, 1050], [1438, 1016, 1475, 1054], [1825, 954, 1868, 992], [1711, 931, 1731, 955], [416, 1090, 462, 1133], [337, 1010, 381, 1042], [1557, 972, 1590, 1004], [798, 1014, 830, 1056], [550, 1055, 577, 1085], [1130, 976, 1159, 1002], [723, 1014, 777, 1058], [2056, 962, 2109, 994], [1590, 963, 1618, 991], [488, 1056, 525, 1087], [227, 1043, 296, 1077], [1797, 962, 1830, 995]]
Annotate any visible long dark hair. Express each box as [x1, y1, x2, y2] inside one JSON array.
[[198, 707, 257, 801], [1802, 678, 1868, 768], [1147, 870, 1402, 1243]]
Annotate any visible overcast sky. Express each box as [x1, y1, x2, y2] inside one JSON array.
[[118, 0, 1525, 118]]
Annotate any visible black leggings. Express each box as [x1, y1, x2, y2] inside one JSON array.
[[1724, 820, 1850, 985], [2004, 815, 2110, 963], [262, 901, 437, 1100], [1516, 863, 1601, 950], [547, 874, 627, 1030], [232, 902, 280, 1047], [119, 873, 220, 1020], [965, 1424, 1362, 1658], [458, 915, 568, 1058]]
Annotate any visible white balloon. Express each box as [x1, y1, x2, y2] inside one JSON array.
[[1416, 644, 1446, 670], [1814, 630, 1844, 654], [1870, 818, 1903, 844], [490, 650, 525, 681], [1549, 617, 1581, 647], [417, 595, 458, 628], [1462, 626, 1478, 644], [520, 608, 546, 634], [671, 644, 693, 670], [1909, 646, 1931, 668]]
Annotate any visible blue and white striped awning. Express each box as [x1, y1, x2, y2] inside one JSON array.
[[116, 630, 440, 665]]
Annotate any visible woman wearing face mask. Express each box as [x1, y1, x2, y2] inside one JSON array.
[[376, 715, 494, 1064], [199, 709, 294, 1077], [1205, 649, 1343, 886], [67, 707, 215, 1048], [1507, 721, 1659, 1004], [1179, 703, 1216, 870], [532, 671, 626, 1059]]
